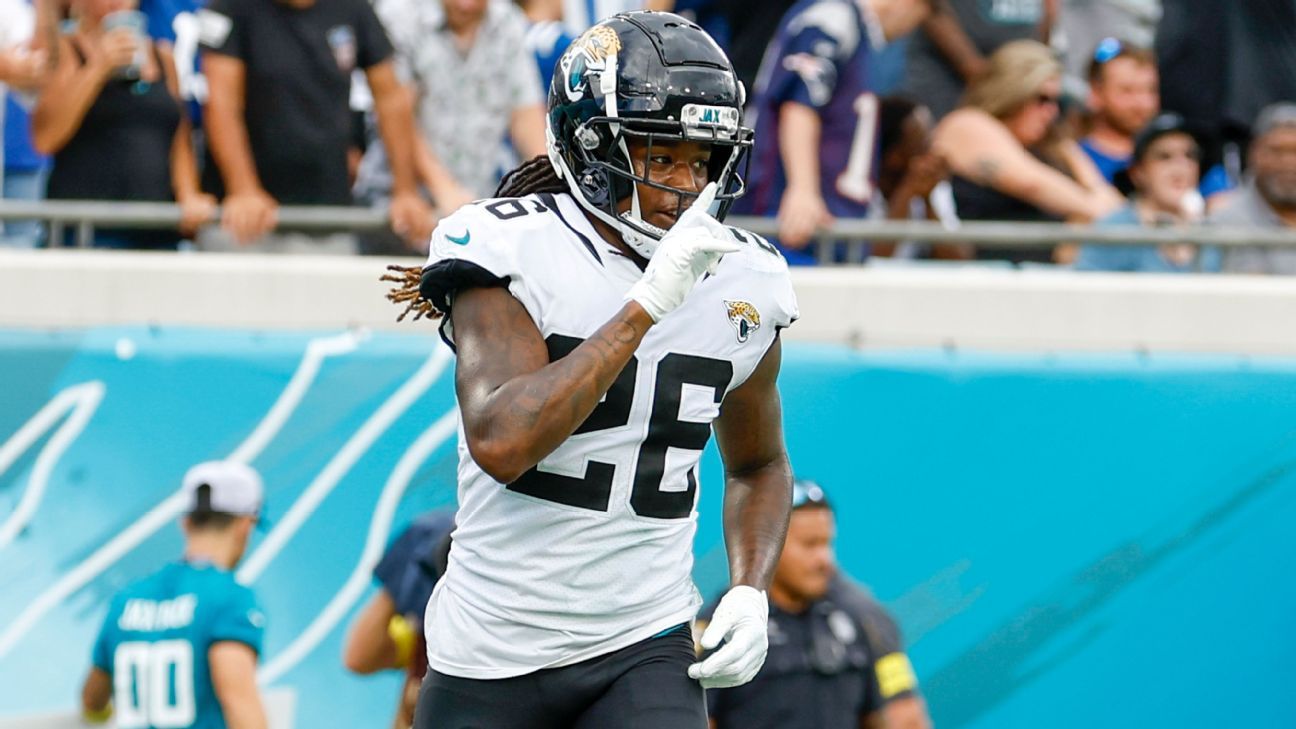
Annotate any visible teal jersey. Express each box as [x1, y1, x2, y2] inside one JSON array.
[[92, 561, 265, 729]]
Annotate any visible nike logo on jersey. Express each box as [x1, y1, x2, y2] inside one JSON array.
[[724, 300, 761, 343], [447, 230, 471, 246]]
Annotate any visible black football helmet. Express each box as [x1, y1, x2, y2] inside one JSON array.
[[546, 11, 753, 257]]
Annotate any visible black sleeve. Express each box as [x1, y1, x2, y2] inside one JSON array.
[[197, 0, 246, 58], [420, 260, 512, 351], [833, 577, 919, 703], [419, 260, 511, 315], [859, 650, 884, 718], [858, 597, 904, 658], [354, 0, 395, 70]]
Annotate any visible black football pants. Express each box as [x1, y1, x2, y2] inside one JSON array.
[[412, 624, 706, 729]]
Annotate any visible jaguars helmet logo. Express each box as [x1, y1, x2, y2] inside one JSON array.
[[560, 24, 622, 101], [724, 300, 761, 343]]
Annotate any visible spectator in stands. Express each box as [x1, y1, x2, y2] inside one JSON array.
[[902, 0, 1054, 120], [1078, 38, 1159, 184], [33, 0, 215, 249], [932, 40, 1122, 263], [562, 0, 659, 36], [1075, 113, 1219, 273], [343, 510, 454, 729], [714, 0, 792, 95], [367, 0, 548, 206], [3, 97, 49, 248], [1, 0, 48, 248], [870, 95, 967, 259], [139, 0, 205, 113], [199, 0, 431, 252], [81, 461, 267, 728], [1214, 103, 1296, 274], [734, 0, 934, 264], [1158, 0, 1296, 172], [515, 0, 573, 92], [703, 480, 931, 729], [1055, 0, 1159, 90]]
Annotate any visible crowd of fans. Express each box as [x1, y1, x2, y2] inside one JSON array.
[[0, 0, 1293, 271]]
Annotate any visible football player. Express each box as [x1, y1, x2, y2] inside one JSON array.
[[385, 11, 797, 728]]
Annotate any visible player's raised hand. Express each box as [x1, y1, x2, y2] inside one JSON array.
[[688, 585, 769, 689], [626, 182, 740, 322]]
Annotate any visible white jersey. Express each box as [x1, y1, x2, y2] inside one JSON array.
[[420, 192, 798, 679]]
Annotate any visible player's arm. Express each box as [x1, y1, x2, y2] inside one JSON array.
[[210, 641, 268, 729], [80, 667, 112, 722], [689, 336, 790, 688], [452, 287, 655, 484], [714, 336, 793, 589], [450, 184, 731, 483]]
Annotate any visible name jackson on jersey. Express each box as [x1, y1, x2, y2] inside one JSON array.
[[417, 190, 798, 680]]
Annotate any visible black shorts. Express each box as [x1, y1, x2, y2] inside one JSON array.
[[412, 624, 705, 729]]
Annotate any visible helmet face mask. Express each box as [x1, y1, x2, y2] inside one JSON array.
[[546, 12, 754, 258]]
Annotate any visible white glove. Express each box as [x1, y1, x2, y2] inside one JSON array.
[[688, 585, 769, 689], [626, 182, 741, 322]]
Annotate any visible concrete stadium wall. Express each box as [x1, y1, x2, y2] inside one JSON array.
[[1, 325, 1294, 728], [4, 249, 1296, 354]]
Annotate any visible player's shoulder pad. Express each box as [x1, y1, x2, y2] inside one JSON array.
[[785, 0, 860, 58], [723, 225, 789, 273], [427, 196, 552, 257], [422, 196, 556, 311], [721, 224, 799, 329]]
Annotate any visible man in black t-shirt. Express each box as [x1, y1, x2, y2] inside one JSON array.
[[702, 480, 932, 729], [198, 0, 431, 248]]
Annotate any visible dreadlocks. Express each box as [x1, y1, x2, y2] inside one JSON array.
[[381, 263, 441, 322], [383, 156, 571, 322], [495, 155, 568, 197]]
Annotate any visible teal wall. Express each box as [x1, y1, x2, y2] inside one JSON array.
[[1, 327, 1293, 727]]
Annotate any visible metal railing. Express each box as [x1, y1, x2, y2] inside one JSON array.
[[3, 199, 1294, 258]]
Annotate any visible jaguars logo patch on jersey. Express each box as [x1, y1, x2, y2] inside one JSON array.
[[724, 300, 761, 343]]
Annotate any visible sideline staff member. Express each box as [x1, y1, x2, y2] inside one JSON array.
[[80, 461, 268, 729], [703, 480, 931, 729], [343, 509, 455, 729]]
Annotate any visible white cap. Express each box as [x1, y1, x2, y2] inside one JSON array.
[[182, 461, 264, 517]]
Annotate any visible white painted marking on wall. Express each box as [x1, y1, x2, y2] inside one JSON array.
[[257, 406, 458, 685], [0, 382, 107, 551], [0, 331, 365, 660], [237, 344, 452, 585]]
